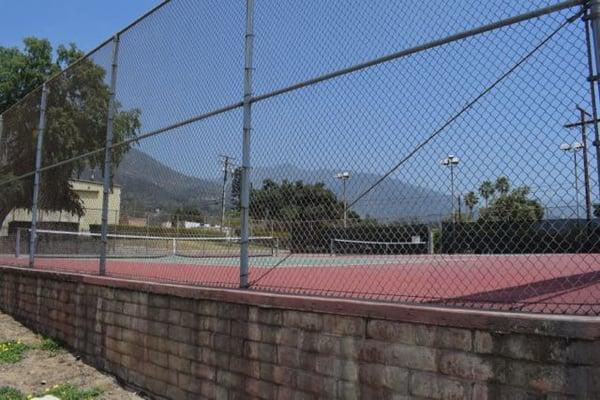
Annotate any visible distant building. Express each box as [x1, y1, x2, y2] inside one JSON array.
[[119, 215, 147, 227], [0, 179, 121, 235], [183, 221, 203, 229]]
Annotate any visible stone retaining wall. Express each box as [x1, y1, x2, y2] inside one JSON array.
[[0, 265, 598, 399]]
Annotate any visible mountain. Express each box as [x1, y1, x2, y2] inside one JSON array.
[[83, 148, 222, 216], [97, 150, 450, 222]]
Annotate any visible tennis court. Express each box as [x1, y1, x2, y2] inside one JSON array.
[[2, 239, 598, 315], [2, 0, 600, 321]]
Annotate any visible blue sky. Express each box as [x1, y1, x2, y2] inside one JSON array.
[[0, 0, 161, 52], [1, 0, 595, 219]]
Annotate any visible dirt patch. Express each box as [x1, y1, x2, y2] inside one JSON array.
[[0, 312, 143, 399]]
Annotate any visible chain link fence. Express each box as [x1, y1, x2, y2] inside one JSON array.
[[1, 0, 600, 315]]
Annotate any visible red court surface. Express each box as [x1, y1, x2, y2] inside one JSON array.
[[1, 253, 599, 315]]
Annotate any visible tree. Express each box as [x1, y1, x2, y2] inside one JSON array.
[[479, 184, 544, 222], [0, 38, 57, 113], [249, 179, 359, 223], [0, 38, 141, 228], [495, 176, 510, 196], [594, 203, 600, 218], [229, 167, 242, 212], [171, 207, 204, 226], [479, 180, 494, 208], [464, 191, 479, 221]]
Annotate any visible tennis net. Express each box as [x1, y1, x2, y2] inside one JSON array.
[[330, 237, 430, 255], [22, 229, 276, 259]]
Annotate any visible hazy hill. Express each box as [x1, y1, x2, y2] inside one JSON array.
[[95, 150, 451, 222], [84, 149, 222, 216]]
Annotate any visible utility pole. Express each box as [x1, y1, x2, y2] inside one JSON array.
[[578, 106, 593, 221], [564, 106, 594, 220], [219, 154, 234, 231]]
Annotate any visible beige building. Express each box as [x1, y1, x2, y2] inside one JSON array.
[[0, 180, 121, 235]]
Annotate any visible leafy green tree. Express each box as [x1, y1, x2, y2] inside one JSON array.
[[249, 179, 359, 223], [464, 191, 479, 221], [0, 38, 141, 228], [479, 180, 494, 208], [594, 203, 600, 218], [479, 184, 544, 222], [171, 207, 204, 226], [0, 38, 57, 113], [495, 176, 510, 196], [229, 167, 242, 212]]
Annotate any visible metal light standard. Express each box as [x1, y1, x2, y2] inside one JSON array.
[[335, 172, 351, 228], [219, 154, 235, 231], [560, 142, 584, 219], [441, 155, 460, 222]]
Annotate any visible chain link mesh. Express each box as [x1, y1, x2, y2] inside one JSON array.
[[1, 0, 599, 315]]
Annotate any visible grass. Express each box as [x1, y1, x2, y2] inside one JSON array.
[[42, 384, 102, 400], [38, 337, 62, 356], [0, 341, 29, 364], [0, 387, 25, 400], [0, 385, 103, 400], [0, 336, 63, 364]]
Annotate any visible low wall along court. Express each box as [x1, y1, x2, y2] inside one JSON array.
[[0, 265, 598, 399]]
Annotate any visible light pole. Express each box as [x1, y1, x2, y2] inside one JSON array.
[[560, 142, 584, 220], [219, 154, 235, 231], [335, 172, 351, 228], [441, 155, 460, 222]]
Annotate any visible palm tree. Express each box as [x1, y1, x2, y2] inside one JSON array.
[[464, 191, 479, 220], [495, 176, 510, 196], [479, 180, 494, 208]]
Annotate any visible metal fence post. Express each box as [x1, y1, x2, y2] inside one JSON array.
[[29, 83, 49, 268], [588, 0, 600, 199], [100, 35, 121, 275], [239, 0, 255, 288]]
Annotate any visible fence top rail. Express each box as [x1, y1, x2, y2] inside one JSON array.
[[251, 0, 585, 103]]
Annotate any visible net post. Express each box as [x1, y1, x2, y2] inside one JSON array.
[[239, 0, 255, 289], [100, 34, 121, 276], [29, 83, 49, 268], [428, 226, 434, 254], [15, 228, 21, 258]]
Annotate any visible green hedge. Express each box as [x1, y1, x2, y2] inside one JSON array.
[[8, 221, 79, 234], [88, 224, 226, 237], [441, 219, 600, 254]]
